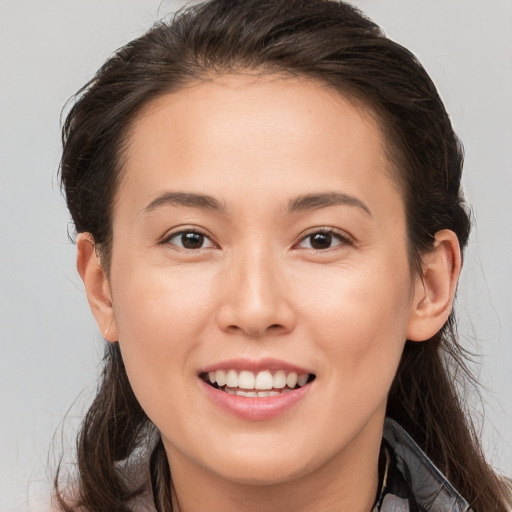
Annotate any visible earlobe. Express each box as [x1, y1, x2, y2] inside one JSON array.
[[406, 229, 461, 342], [76, 233, 118, 342]]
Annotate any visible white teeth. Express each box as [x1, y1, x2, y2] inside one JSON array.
[[228, 389, 290, 397], [272, 370, 287, 389], [215, 370, 227, 387], [226, 369, 238, 388], [297, 373, 309, 386], [206, 368, 313, 393], [233, 390, 258, 397], [286, 372, 298, 388], [238, 370, 255, 389], [254, 370, 273, 390]]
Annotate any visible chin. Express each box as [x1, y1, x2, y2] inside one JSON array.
[[204, 445, 323, 486], [215, 463, 311, 487]]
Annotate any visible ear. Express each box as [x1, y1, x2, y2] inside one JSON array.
[[76, 233, 118, 342], [406, 229, 462, 342]]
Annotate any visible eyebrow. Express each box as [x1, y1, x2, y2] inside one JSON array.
[[142, 190, 371, 217], [143, 191, 227, 214], [287, 192, 372, 216]]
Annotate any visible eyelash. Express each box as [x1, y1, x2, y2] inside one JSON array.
[[162, 227, 352, 252]]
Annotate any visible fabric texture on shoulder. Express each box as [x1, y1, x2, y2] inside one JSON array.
[[382, 418, 473, 512]]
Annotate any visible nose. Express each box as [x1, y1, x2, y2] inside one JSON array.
[[216, 247, 296, 337]]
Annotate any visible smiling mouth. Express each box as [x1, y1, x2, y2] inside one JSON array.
[[200, 369, 316, 397]]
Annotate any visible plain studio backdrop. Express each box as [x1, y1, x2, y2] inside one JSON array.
[[0, 1, 511, 510]]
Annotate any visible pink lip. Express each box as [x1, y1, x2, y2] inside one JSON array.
[[200, 357, 313, 375], [199, 378, 312, 421]]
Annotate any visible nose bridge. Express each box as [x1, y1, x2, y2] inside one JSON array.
[[217, 240, 294, 336], [240, 243, 278, 308]]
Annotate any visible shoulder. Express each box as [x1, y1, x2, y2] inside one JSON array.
[[48, 454, 156, 512], [382, 418, 472, 512]]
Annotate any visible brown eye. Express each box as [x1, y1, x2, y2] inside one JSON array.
[[181, 232, 205, 249], [167, 230, 215, 250], [309, 232, 333, 249], [297, 230, 348, 250]]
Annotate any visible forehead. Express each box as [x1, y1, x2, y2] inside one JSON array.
[[117, 73, 402, 219]]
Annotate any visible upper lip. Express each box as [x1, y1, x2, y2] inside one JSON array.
[[200, 357, 314, 375]]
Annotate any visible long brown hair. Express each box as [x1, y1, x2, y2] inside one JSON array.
[[55, 1, 510, 510]]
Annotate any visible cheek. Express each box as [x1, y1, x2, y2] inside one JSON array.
[[294, 265, 412, 452], [298, 260, 412, 379], [113, 260, 217, 340], [109, 263, 218, 411]]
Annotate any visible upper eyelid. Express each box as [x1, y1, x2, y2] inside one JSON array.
[[297, 227, 354, 244], [161, 225, 208, 239]]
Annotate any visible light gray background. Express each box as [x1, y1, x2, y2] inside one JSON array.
[[1, 1, 511, 510]]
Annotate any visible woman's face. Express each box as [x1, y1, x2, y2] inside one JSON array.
[[106, 74, 421, 484]]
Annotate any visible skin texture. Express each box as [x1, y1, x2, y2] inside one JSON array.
[[77, 74, 461, 512]]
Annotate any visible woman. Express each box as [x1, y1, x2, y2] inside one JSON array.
[[54, 0, 510, 510]]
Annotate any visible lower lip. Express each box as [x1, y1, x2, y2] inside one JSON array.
[[199, 379, 312, 421]]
